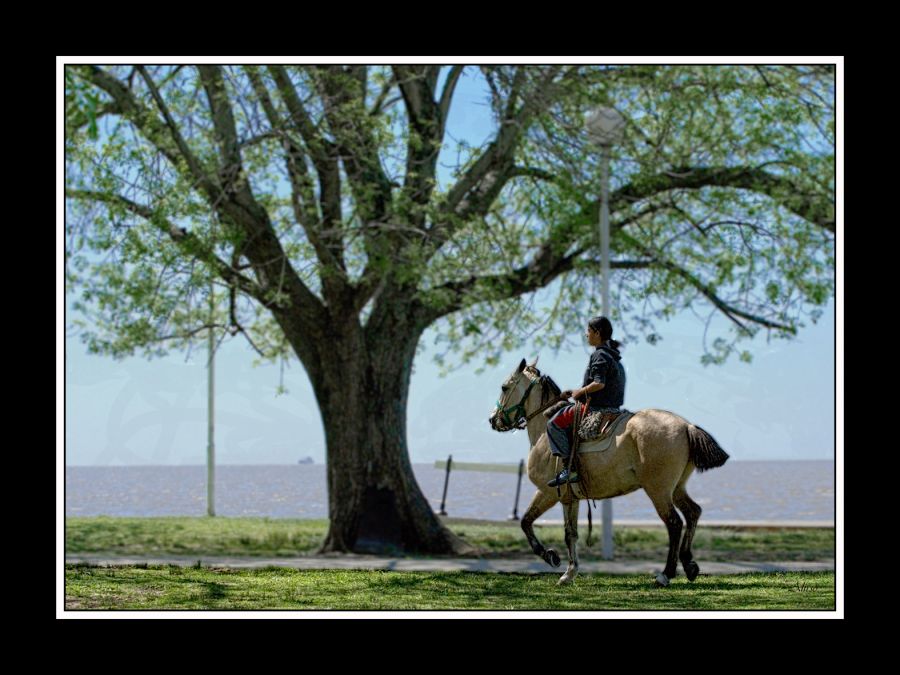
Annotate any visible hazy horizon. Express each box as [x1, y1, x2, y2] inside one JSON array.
[[66, 458, 835, 467]]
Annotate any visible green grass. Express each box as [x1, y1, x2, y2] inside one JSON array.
[[66, 516, 328, 557], [66, 517, 835, 562], [64, 566, 835, 610]]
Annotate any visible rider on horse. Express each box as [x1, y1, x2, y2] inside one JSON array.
[[546, 315, 626, 487]]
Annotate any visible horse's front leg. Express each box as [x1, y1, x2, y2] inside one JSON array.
[[558, 498, 580, 585], [521, 489, 561, 568]]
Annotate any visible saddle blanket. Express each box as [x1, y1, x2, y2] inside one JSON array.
[[577, 410, 633, 453]]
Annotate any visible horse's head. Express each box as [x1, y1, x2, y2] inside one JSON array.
[[489, 357, 558, 432]]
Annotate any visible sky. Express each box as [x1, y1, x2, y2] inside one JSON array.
[[62, 62, 840, 466], [64, 296, 835, 466]]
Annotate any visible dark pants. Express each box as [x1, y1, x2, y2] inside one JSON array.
[[547, 403, 589, 460]]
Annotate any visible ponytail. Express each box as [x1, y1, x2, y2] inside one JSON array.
[[588, 316, 624, 351]]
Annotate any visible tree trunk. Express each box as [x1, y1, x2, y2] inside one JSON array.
[[291, 302, 475, 556]]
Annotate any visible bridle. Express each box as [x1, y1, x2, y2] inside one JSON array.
[[494, 371, 565, 431]]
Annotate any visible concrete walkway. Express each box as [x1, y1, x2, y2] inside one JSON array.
[[531, 519, 835, 528], [447, 517, 835, 528], [65, 554, 834, 575]]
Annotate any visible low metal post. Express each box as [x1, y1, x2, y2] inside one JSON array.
[[438, 454, 452, 515], [509, 458, 525, 520]]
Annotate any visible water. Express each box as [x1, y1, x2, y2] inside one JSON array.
[[65, 461, 834, 522]]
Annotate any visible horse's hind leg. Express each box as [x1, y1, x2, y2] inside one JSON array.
[[646, 489, 683, 587], [521, 489, 562, 568], [674, 484, 702, 581], [558, 497, 580, 585]]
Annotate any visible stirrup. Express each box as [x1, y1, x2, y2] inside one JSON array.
[[547, 467, 579, 488]]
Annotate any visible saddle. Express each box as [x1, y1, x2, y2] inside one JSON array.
[[578, 409, 630, 442]]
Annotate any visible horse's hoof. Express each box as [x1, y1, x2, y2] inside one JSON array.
[[684, 561, 700, 582], [655, 573, 670, 587], [557, 574, 576, 586], [546, 548, 561, 568]]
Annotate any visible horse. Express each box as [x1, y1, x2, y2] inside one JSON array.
[[488, 357, 729, 587]]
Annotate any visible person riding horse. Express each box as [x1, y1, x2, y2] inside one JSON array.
[[489, 327, 728, 587], [546, 315, 625, 487]]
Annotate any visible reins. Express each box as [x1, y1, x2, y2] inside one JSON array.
[[497, 374, 566, 430]]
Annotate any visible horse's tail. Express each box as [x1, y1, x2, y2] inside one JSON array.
[[687, 424, 729, 472]]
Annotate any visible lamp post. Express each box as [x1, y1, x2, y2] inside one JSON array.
[[585, 106, 625, 560], [207, 283, 216, 517]]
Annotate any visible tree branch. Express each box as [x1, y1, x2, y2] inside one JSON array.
[[510, 166, 559, 183], [314, 66, 394, 229], [369, 69, 400, 116], [268, 65, 344, 247], [416, 242, 649, 326], [65, 188, 265, 302], [313, 66, 407, 309], [425, 67, 576, 261], [72, 67, 329, 324], [65, 62, 328, 335], [614, 228, 795, 334], [417, 199, 795, 336], [438, 66, 465, 129], [394, 64, 443, 221], [81, 65, 219, 198], [614, 166, 834, 233], [190, 66, 330, 321], [441, 67, 565, 218], [244, 67, 335, 268]]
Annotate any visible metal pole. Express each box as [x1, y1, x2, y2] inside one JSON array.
[[600, 145, 613, 559], [207, 285, 216, 517], [438, 454, 452, 516], [509, 458, 525, 520]]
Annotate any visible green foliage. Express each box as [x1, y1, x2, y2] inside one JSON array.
[[66, 65, 834, 369]]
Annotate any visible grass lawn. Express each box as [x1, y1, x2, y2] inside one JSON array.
[[64, 565, 835, 611], [66, 516, 835, 562]]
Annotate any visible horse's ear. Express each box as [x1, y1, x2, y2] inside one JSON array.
[[517, 358, 526, 373], [529, 354, 540, 369]]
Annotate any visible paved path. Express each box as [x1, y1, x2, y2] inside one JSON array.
[[66, 554, 834, 575], [446, 517, 835, 528]]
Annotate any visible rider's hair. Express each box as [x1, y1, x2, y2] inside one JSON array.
[[588, 315, 622, 351]]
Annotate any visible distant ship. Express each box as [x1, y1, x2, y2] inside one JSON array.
[[298, 456, 314, 465]]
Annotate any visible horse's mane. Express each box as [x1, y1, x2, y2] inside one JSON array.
[[524, 365, 561, 403]]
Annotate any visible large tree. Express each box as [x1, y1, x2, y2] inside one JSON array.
[[65, 64, 835, 553]]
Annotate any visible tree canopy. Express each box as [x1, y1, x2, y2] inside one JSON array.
[[66, 65, 834, 370]]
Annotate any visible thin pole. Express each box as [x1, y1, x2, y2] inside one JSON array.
[[600, 145, 613, 560], [207, 285, 216, 517], [439, 454, 452, 516], [509, 458, 524, 520]]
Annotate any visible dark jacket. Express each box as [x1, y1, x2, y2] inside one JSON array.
[[579, 343, 625, 410]]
